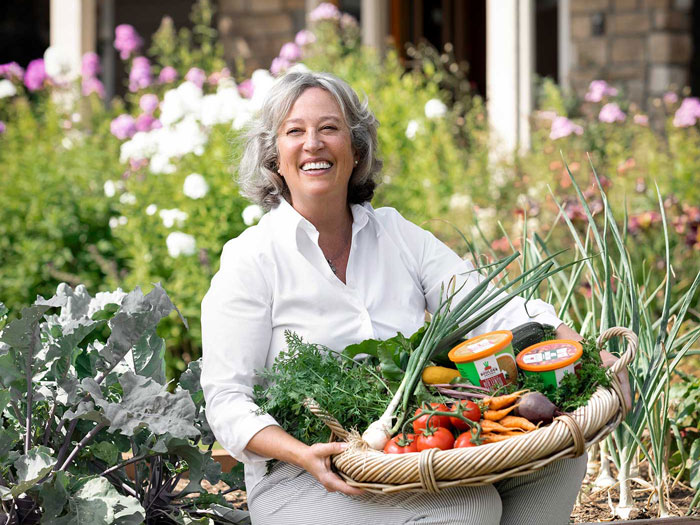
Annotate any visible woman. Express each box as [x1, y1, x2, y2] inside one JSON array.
[[201, 71, 624, 524]]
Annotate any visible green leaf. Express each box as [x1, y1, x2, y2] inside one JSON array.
[[41, 476, 144, 525], [89, 441, 119, 465], [198, 503, 251, 524], [689, 439, 700, 490], [165, 438, 221, 496], [0, 389, 10, 414], [131, 328, 166, 385], [219, 461, 245, 491], [11, 446, 56, 498], [83, 372, 199, 439], [0, 427, 20, 458], [39, 470, 70, 520]]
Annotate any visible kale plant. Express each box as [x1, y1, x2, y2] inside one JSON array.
[[0, 284, 248, 524]]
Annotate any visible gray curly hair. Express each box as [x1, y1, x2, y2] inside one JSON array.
[[237, 71, 382, 210]]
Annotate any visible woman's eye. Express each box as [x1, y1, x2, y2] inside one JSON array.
[[321, 125, 337, 131], [287, 128, 302, 135]]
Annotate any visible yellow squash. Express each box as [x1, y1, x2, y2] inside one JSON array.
[[421, 365, 461, 385]]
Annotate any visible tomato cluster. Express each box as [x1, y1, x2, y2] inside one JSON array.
[[383, 401, 482, 454]]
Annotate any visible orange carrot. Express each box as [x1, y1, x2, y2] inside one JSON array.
[[483, 405, 517, 421], [479, 420, 512, 433], [481, 433, 514, 443], [499, 415, 538, 432], [484, 390, 527, 411]]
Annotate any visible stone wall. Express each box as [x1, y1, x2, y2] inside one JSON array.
[[217, 0, 306, 73], [569, 0, 693, 108]]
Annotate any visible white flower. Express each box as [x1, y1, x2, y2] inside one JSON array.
[[109, 217, 119, 229], [166, 231, 196, 257], [119, 192, 136, 205], [104, 180, 117, 198], [405, 119, 420, 140], [424, 99, 447, 119], [449, 193, 472, 210], [286, 63, 311, 75], [149, 154, 176, 175], [159, 208, 188, 228], [160, 81, 203, 125], [0, 79, 17, 99], [146, 204, 158, 215], [118, 216, 128, 226], [242, 204, 264, 226], [183, 173, 209, 199], [61, 137, 73, 149], [44, 46, 74, 79]]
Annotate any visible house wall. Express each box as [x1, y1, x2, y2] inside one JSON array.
[[217, 0, 306, 73], [568, 0, 692, 108]]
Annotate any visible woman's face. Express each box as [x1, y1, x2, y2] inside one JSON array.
[[276, 87, 355, 208]]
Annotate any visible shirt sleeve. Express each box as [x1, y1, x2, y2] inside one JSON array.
[[200, 239, 280, 464], [394, 212, 563, 336]]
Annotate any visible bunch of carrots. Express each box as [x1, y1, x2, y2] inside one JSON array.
[[383, 390, 539, 454]]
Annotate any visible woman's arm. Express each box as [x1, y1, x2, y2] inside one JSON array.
[[245, 427, 363, 495]]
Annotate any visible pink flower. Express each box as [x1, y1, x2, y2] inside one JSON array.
[[110, 114, 137, 140], [238, 78, 254, 98], [24, 59, 47, 91], [135, 113, 160, 132], [309, 2, 341, 21], [0, 121, 5, 134], [585, 80, 617, 103], [81, 52, 100, 78], [0, 62, 24, 81], [207, 67, 230, 86], [599, 103, 626, 123], [295, 29, 316, 47], [139, 93, 159, 114], [633, 114, 649, 126], [159, 66, 178, 84], [279, 42, 302, 61], [663, 91, 678, 105], [270, 56, 291, 76], [340, 13, 358, 27], [81, 76, 105, 97], [672, 97, 700, 127], [185, 67, 206, 88], [549, 116, 583, 140], [129, 56, 152, 92], [114, 24, 143, 60]]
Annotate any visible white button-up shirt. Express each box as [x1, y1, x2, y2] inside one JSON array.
[[200, 198, 562, 491]]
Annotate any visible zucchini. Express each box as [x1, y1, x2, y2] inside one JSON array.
[[511, 322, 554, 354]]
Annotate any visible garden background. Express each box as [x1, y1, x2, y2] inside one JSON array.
[[0, 1, 699, 523]]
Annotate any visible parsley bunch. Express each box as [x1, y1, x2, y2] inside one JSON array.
[[253, 331, 391, 444]]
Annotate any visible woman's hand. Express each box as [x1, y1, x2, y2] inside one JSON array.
[[555, 323, 633, 411], [299, 442, 364, 496]]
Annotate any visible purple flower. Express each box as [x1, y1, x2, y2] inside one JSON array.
[[295, 29, 316, 47], [129, 56, 152, 92], [673, 97, 700, 127], [81, 52, 101, 78], [279, 42, 302, 61], [110, 114, 137, 140], [135, 113, 160, 132], [270, 57, 291, 76], [238, 78, 254, 98], [599, 102, 626, 123], [585, 80, 618, 103], [663, 91, 679, 105], [82, 76, 105, 98], [309, 2, 341, 21], [24, 59, 47, 91], [185, 67, 206, 88], [114, 24, 143, 60], [159, 66, 178, 84], [0, 62, 24, 81], [0, 121, 6, 135], [633, 114, 649, 126], [549, 116, 584, 140], [139, 93, 159, 114]]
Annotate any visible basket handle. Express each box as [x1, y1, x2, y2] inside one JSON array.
[[596, 326, 638, 375], [304, 398, 351, 441]]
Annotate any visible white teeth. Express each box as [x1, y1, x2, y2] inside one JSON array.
[[301, 161, 332, 170]]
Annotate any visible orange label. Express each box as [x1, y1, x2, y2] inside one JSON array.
[[519, 342, 580, 368]]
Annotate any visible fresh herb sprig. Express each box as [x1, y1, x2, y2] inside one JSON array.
[[253, 331, 390, 444], [521, 337, 611, 412]]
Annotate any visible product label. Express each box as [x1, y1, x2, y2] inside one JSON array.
[[521, 343, 579, 368], [473, 355, 507, 388]]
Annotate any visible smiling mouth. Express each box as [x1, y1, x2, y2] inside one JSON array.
[[301, 161, 333, 171]]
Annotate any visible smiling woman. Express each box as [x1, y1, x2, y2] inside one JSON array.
[[201, 71, 587, 525]]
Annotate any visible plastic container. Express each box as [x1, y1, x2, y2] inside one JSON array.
[[516, 339, 583, 389], [447, 331, 517, 389]]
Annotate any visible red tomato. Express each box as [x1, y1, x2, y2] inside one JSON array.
[[412, 403, 451, 434], [383, 433, 418, 454], [449, 401, 481, 431], [455, 432, 479, 448], [416, 427, 455, 451]]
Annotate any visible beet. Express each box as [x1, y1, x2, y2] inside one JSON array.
[[515, 392, 558, 424]]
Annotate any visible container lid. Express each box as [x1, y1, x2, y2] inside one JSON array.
[[516, 339, 583, 372], [448, 330, 513, 363]]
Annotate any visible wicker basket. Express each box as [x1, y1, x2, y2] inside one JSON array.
[[307, 326, 636, 494]]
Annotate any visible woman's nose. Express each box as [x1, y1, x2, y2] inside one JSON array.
[[303, 130, 321, 151]]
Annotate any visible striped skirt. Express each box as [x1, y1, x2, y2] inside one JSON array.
[[247, 453, 587, 524]]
